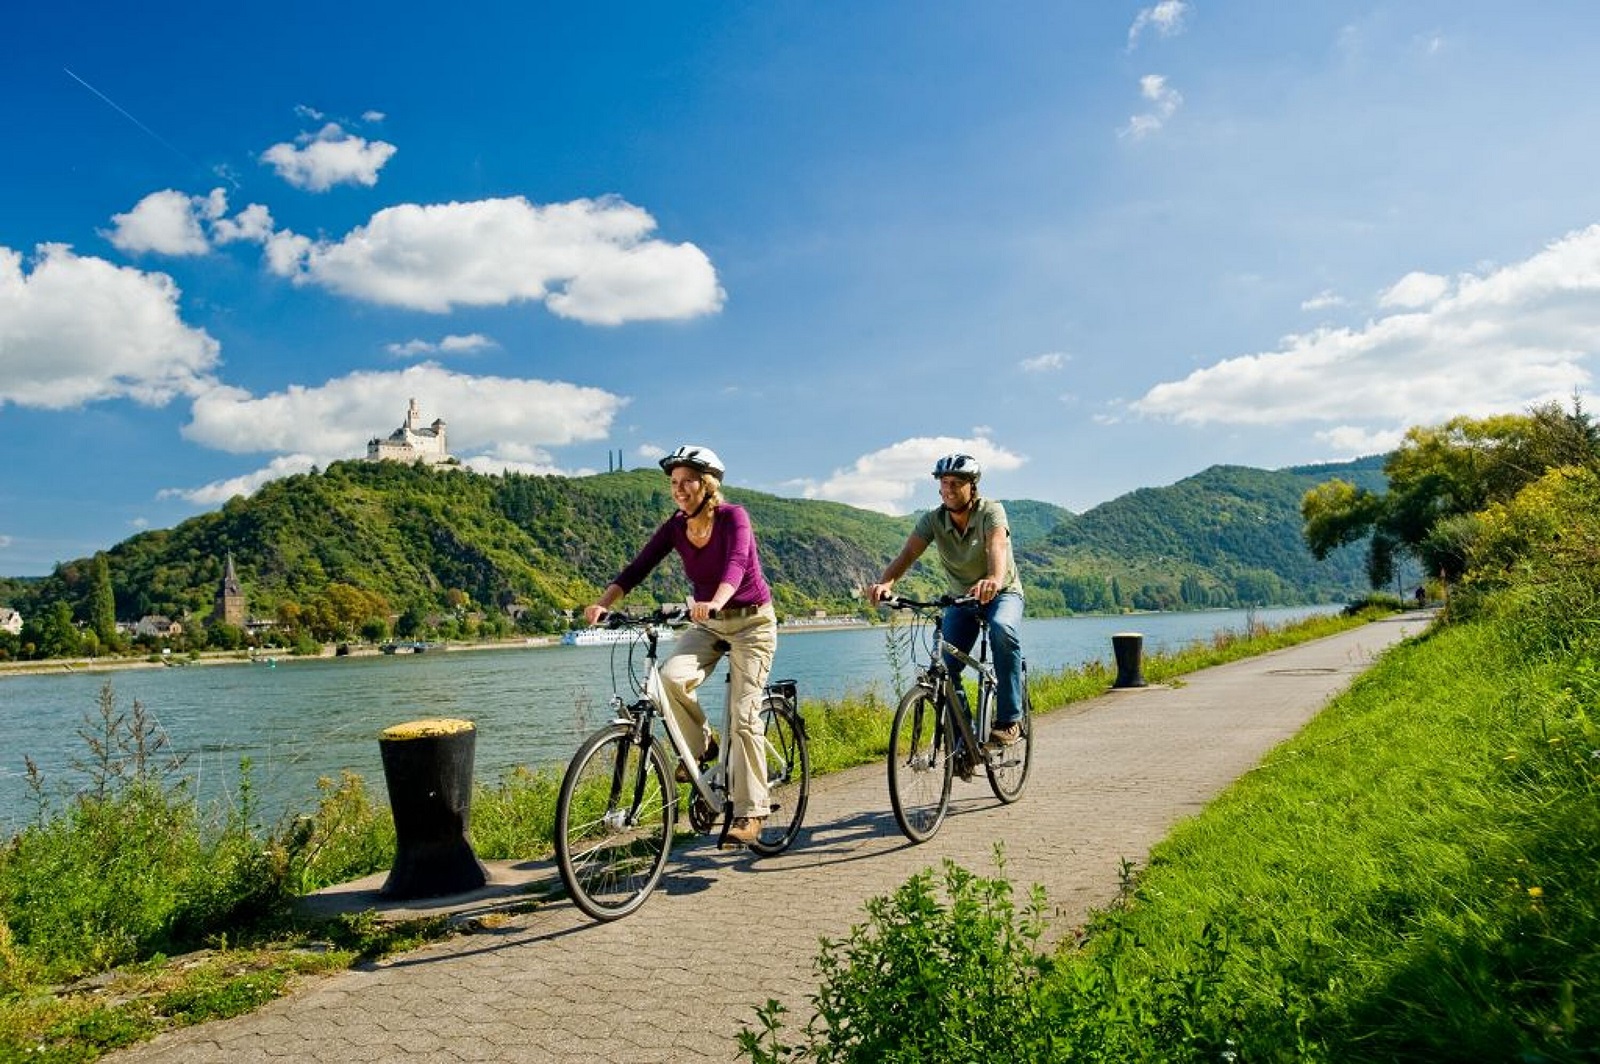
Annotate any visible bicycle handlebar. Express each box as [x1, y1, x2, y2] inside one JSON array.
[[599, 604, 690, 629], [878, 593, 979, 611]]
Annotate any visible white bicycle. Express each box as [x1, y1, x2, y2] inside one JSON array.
[[553, 605, 811, 921]]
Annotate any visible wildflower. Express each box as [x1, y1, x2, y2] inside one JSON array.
[[1528, 887, 1544, 899]]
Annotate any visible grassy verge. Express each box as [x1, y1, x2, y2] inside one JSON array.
[[741, 610, 1598, 1062], [0, 607, 1379, 1062]]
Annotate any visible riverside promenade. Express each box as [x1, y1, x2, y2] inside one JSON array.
[[113, 612, 1429, 1063]]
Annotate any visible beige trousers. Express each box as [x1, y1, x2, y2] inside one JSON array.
[[657, 605, 777, 818]]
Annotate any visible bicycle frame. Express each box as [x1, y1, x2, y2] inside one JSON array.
[[923, 610, 997, 757], [882, 592, 1034, 843], [609, 611, 798, 837], [607, 614, 728, 812], [556, 605, 810, 920]]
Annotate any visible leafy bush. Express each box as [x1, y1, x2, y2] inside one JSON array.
[[740, 850, 1059, 1063]]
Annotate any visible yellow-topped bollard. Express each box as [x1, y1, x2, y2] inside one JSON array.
[[378, 718, 488, 899]]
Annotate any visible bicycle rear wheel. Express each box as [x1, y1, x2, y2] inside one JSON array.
[[986, 678, 1033, 804], [888, 686, 954, 842], [748, 695, 810, 856], [554, 724, 674, 921]]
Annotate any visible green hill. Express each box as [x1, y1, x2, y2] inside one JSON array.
[[3, 456, 1384, 648], [1020, 457, 1385, 611]]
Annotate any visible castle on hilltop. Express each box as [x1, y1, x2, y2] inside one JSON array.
[[367, 399, 450, 465]]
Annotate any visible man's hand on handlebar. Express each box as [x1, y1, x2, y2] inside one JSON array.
[[866, 582, 894, 606], [969, 577, 1000, 605]]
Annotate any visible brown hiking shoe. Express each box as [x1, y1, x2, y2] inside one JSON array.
[[989, 722, 1022, 746], [721, 816, 764, 848]]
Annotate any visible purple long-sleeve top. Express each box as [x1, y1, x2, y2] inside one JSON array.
[[613, 503, 772, 607]]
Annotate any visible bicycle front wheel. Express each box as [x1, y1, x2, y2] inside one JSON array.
[[554, 724, 675, 921], [987, 680, 1034, 804], [888, 686, 953, 843], [749, 696, 810, 856]]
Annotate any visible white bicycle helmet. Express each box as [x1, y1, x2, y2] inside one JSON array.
[[659, 444, 725, 478], [931, 453, 981, 482]]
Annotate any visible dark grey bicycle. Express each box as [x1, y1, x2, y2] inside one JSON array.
[[880, 593, 1033, 843]]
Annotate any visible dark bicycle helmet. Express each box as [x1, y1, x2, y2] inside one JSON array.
[[659, 444, 725, 478], [931, 453, 981, 482]]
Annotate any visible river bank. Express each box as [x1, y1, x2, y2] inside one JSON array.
[[0, 616, 880, 681]]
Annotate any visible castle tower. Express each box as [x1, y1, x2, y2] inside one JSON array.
[[212, 553, 247, 627], [366, 399, 451, 465]]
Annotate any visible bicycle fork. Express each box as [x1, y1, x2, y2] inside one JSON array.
[[611, 704, 658, 831]]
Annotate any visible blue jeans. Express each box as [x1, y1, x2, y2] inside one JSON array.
[[941, 591, 1023, 727]]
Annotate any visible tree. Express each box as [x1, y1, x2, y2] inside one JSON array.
[[34, 601, 80, 659], [87, 552, 120, 651], [1302, 401, 1600, 586]]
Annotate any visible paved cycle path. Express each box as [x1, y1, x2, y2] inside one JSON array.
[[113, 613, 1429, 1063]]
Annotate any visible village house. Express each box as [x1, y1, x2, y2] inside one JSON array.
[[0, 607, 22, 635], [133, 616, 183, 639]]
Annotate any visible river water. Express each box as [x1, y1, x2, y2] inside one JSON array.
[[0, 605, 1339, 833]]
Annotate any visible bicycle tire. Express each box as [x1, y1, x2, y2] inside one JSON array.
[[986, 679, 1033, 804], [748, 696, 810, 856], [554, 724, 675, 921], [887, 685, 954, 842]]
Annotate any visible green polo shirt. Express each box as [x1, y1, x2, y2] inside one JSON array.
[[912, 497, 1022, 597]]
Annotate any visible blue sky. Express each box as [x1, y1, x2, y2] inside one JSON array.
[[4, 2, 1600, 577]]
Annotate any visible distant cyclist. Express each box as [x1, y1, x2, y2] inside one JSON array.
[[584, 445, 778, 847], [867, 453, 1025, 745]]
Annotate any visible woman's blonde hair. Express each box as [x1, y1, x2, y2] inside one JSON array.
[[700, 472, 724, 506]]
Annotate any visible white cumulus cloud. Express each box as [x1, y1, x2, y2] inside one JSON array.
[[167, 363, 627, 501], [1131, 223, 1600, 434], [261, 122, 397, 192], [1128, 1, 1190, 49], [1121, 74, 1184, 140], [1301, 289, 1348, 311], [1020, 352, 1069, 372], [386, 333, 496, 358], [1378, 270, 1450, 308], [104, 190, 212, 256], [265, 195, 725, 324], [793, 436, 1026, 514], [105, 188, 276, 256], [0, 244, 220, 409]]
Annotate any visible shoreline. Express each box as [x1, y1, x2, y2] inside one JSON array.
[[0, 617, 879, 681]]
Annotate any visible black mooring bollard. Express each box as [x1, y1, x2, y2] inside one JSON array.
[[378, 718, 488, 899], [1111, 632, 1147, 689]]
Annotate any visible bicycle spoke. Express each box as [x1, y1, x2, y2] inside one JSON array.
[[987, 681, 1033, 804], [555, 727, 674, 920], [888, 688, 953, 842], [749, 697, 810, 856]]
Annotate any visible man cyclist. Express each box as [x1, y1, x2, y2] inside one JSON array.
[[867, 453, 1025, 745]]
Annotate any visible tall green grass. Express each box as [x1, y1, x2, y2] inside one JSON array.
[[743, 611, 1598, 1062]]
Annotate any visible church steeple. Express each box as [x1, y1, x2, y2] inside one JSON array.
[[212, 553, 246, 627]]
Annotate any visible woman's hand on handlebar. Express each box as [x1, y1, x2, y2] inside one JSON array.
[[583, 603, 608, 626]]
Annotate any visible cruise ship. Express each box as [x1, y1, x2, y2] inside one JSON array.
[[560, 627, 678, 647]]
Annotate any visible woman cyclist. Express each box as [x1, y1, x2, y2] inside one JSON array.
[[583, 445, 779, 847]]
